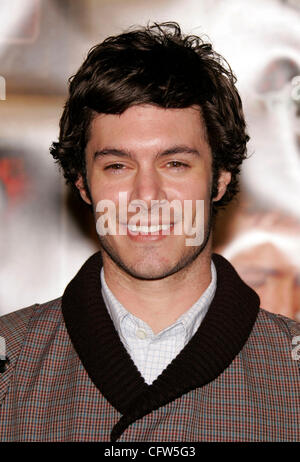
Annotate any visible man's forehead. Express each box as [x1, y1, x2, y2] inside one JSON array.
[[90, 104, 202, 122], [87, 104, 206, 144], [85, 106, 211, 164]]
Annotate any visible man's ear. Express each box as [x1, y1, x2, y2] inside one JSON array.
[[75, 175, 92, 205], [213, 170, 231, 202]]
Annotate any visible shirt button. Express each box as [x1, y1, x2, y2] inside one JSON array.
[[136, 328, 147, 339]]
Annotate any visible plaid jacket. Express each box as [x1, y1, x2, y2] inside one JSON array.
[[0, 252, 299, 442]]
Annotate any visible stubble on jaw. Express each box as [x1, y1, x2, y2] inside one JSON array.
[[96, 202, 214, 282]]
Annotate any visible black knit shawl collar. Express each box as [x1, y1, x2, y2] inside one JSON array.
[[62, 252, 260, 441]]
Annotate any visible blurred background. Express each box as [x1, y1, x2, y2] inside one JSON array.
[[0, 0, 299, 320]]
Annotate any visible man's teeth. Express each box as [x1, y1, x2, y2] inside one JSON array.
[[127, 224, 172, 233]]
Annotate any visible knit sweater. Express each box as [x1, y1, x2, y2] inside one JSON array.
[[0, 252, 299, 442]]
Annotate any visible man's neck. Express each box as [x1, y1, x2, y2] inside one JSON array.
[[101, 247, 213, 334]]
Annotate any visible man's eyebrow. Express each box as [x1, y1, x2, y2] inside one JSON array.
[[93, 148, 133, 159], [93, 146, 200, 160], [157, 146, 200, 158]]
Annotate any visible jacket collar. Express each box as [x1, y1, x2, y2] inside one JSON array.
[[62, 252, 260, 441]]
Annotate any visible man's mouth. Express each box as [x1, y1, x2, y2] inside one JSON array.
[[127, 224, 173, 234]]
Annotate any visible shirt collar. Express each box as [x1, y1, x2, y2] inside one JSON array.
[[100, 261, 217, 344], [100, 271, 128, 336]]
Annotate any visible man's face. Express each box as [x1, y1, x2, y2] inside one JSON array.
[[77, 104, 230, 280]]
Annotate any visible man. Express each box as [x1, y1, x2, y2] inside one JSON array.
[[0, 22, 299, 442]]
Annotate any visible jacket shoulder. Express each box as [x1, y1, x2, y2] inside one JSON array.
[[0, 305, 36, 345], [258, 308, 300, 338], [0, 298, 63, 349], [0, 298, 63, 401], [246, 308, 300, 370], [0, 304, 36, 371]]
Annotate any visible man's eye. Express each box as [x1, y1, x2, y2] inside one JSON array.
[[104, 163, 125, 171], [167, 161, 189, 169]]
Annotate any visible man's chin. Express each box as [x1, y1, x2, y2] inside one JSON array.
[[117, 259, 185, 281], [99, 238, 205, 281], [101, 247, 177, 280]]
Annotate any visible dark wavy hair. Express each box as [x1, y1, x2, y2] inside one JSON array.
[[50, 22, 249, 213]]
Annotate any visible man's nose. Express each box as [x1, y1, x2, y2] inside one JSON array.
[[130, 167, 166, 206]]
